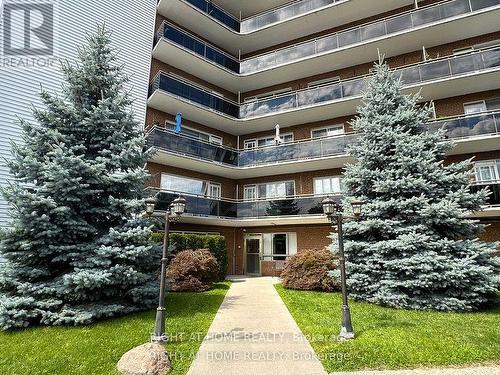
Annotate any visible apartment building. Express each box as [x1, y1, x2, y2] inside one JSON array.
[[146, 0, 500, 276]]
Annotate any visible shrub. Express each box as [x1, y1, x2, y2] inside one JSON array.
[[166, 249, 219, 292], [281, 249, 340, 292], [152, 233, 228, 281]]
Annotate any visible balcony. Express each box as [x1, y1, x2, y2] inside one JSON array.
[[157, 0, 413, 55], [148, 46, 500, 133], [148, 188, 335, 226], [153, 0, 500, 92], [146, 187, 500, 227], [147, 111, 500, 178]]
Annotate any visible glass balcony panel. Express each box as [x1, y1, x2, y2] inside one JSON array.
[[240, 54, 276, 74], [411, 5, 443, 26], [240, 94, 297, 118], [338, 28, 361, 48], [341, 78, 366, 97], [442, 0, 471, 17], [276, 43, 315, 65], [430, 113, 497, 139], [450, 53, 485, 74], [481, 47, 500, 68], [316, 35, 338, 53], [385, 13, 413, 34], [297, 84, 342, 106], [419, 60, 451, 82], [470, 0, 500, 11], [399, 66, 421, 84], [360, 21, 386, 41]]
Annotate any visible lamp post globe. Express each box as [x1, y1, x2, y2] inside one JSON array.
[[145, 197, 157, 216], [172, 196, 186, 216], [322, 196, 336, 217], [351, 200, 364, 217]]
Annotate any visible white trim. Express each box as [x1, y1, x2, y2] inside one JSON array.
[[244, 87, 293, 102]]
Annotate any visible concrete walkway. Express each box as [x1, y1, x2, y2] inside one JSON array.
[[187, 276, 327, 375], [334, 367, 500, 375]]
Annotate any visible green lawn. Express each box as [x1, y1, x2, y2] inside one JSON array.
[[0, 282, 230, 375], [276, 284, 500, 372]]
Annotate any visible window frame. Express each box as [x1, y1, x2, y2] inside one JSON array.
[[160, 173, 221, 197], [474, 160, 500, 184], [243, 180, 296, 200], [243, 132, 294, 149], [310, 124, 345, 139], [313, 176, 344, 195], [463, 101, 487, 115]]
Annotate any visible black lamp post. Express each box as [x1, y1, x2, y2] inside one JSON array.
[[322, 197, 363, 340], [145, 195, 186, 343]]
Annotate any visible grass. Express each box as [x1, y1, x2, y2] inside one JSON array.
[[0, 282, 230, 375], [276, 284, 500, 372]]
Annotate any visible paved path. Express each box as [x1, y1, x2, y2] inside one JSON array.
[[187, 276, 327, 375], [334, 367, 500, 375]]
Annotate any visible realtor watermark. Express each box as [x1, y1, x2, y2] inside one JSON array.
[[1, 0, 57, 68]]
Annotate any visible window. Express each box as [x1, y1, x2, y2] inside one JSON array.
[[244, 185, 257, 200], [474, 161, 500, 183], [311, 124, 344, 139], [273, 234, 287, 261], [166, 122, 222, 145], [208, 183, 221, 198], [464, 101, 487, 114], [244, 133, 294, 149], [244, 181, 295, 199], [160, 174, 221, 197], [314, 176, 344, 195], [463, 98, 500, 115]]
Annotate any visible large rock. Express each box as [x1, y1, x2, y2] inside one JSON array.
[[117, 343, 171, 375]]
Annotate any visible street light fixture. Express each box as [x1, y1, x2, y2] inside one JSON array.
[[145, 194, 186, 343], [322, 197, 364, 340]]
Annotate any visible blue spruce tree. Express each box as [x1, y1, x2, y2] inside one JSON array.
[[341, 62, 499, 311], [0, 26, 160, 329]]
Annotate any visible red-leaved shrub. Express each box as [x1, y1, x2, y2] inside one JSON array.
[[281, 248, 340, 292], [166, 249, 219, 292]]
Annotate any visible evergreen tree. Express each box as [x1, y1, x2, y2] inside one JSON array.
[[0, 26, 160, 329], [340, 62, 499, 311]]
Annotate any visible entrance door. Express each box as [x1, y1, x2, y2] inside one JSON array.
[[245, 235, 262, 275]]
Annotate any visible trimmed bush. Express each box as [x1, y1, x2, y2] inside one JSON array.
[[152, 233, 228, 281], [166, 249, 219, 292], [281, 249, 340, 292]]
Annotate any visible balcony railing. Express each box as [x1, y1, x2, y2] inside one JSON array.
[[241, 0, 346, 32], [155, 22, 240, 73], [149, 189, 338, 218], [169, 0, 499, 58], [147, 186, 499, 219], [470, 181, 500, 206], [149, 73, 240, 118], [182, 0, 350, 33], [149, 46, 500, 119], [147, 111, 500, 168], [184, 0, 240, 31], [240, 0, 500, 73]]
